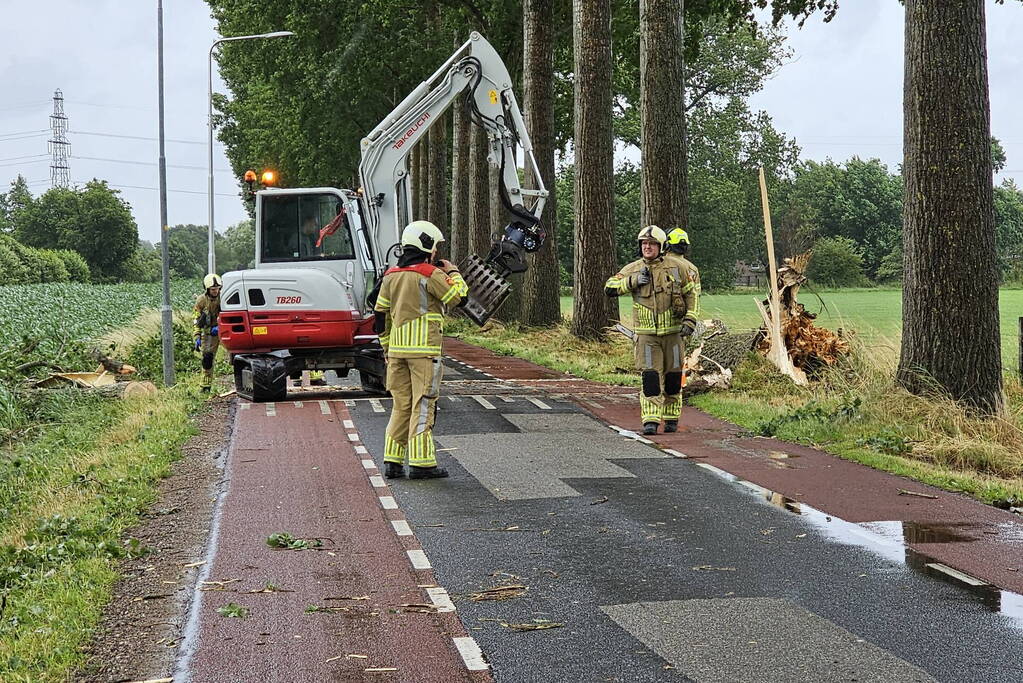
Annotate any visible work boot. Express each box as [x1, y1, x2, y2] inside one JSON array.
[[642, 422, 659, 436], [664, 420, 678, 433], [408, 466, 449, 479], [384, 462, 405, 479]]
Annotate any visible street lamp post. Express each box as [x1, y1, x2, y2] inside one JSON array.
[[208, 30, 295, 274]]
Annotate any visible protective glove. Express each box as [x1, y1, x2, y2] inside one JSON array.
[[680, 321, 696, 337], [211, 325, 219, 337], [194, 336, 202, 352], [635, 267, 652, 287]]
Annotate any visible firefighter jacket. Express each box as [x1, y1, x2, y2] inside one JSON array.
[[605, 255, 698, 336], [668, 254, 701, 318], [374, 263, 469, 358], [193, 293, 221, 338]]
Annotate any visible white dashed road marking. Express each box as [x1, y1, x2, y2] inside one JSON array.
[[319, 400, 331, 415], [379, 496, 398, 510], [343, 419, 355, 429], [391, 519, 413, 536], [452, 637, 489, 671], [369, 475, 386, 488], [525, 397, 551, 410], [347, 433, 360, 442], [472, 395, 496, 410], [362, 459, 376, 470], [265, 403, 276, 417], [355, 445, 369, 455], [370, 399, 385, 413], [407, 549, 432, 570], [426, 586, 456, 612]]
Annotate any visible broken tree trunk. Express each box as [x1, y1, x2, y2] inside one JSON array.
[[758, 168, 808, 386], [757, 251, 850, 378]]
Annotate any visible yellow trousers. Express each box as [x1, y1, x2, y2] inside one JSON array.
[[635, 333, 684, 424], [384, 356, 443, 468]]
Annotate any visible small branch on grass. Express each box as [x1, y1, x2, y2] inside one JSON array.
[[15, 360, 64, 374]]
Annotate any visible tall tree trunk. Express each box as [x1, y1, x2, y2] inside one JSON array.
[[410, 145, 420, 218], [640, 0, 688, 230], [899, 0, 1003, 414], [450, 100, 471, 265], [428, 110, 449, 256], [417, 138, 431, 221], [468, 125, 492, 257], [571, 0, 617, 340], [519, 0, 562, 327]]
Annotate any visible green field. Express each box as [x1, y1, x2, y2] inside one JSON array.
[[562, 288, 1023, 372], [0, 281, 197, 355]]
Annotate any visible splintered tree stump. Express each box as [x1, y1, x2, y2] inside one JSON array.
[[757, 251, 849, 379]]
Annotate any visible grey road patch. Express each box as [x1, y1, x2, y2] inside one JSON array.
[[601, 598, 935, 683], [439, 413, 666, 500]]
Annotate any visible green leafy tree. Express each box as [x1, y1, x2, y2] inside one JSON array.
[[807, 236, 868, 287], [994, 179, 1023, 281], [218, 219, 256, 272], [778, 157, 902, 278]]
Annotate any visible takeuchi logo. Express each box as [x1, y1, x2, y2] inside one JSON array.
[[392, 112, 431, 151]]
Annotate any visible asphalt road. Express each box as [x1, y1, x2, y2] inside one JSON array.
[[342, 358, 1023, 683]]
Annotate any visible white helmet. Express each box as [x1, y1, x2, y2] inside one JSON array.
[[203, 273, 222, 289], [637, 225, 667, 251], [401, 220, 445, 253]]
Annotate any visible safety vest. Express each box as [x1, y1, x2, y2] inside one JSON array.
[[374, 263, 468, 357], [605, 256, 697, 336]]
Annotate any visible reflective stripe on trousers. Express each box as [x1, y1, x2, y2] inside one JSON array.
[[384, 356, 443, 467]]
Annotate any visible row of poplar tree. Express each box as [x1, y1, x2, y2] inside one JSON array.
[[207, 0, 1006, 414]]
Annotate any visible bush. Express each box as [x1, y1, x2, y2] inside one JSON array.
[[0, 238, 27, 285], [807, 236, 870, 287], [35, 249, 70, 283], [55, 249, 91, 282]]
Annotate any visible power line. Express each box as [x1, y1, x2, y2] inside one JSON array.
[[0, 153, 49, 163], [73, 154, 234, 173], [73, 179, 239, 198], [0, 101, 49, 113], [0, 158, 48, 168], [0, 132, 50, 143], [73, 129, 223, 147]]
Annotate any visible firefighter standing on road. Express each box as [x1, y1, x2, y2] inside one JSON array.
[[193, 273, 222, 394], [605, 226, 698, 435], [374, 221, 468, 479]]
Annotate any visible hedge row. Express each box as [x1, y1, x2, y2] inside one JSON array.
[[0, 234, 91, 285]]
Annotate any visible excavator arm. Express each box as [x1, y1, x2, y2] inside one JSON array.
[[357, 32, 548, 325]]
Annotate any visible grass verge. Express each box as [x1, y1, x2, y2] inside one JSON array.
[[448, 319, 1023, 507], [0, 321, 207, 681]]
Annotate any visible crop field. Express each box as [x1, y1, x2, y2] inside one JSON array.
[[562, 288, 1023, 372], [0, 281, 197, 355]]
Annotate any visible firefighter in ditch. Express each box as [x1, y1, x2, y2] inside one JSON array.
[[193, 273, 222, 393], [374, 220, 468, 479], [605, 226, 698, 435]]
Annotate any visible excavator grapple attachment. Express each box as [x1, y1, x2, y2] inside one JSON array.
[[460, 253, 512, 326]]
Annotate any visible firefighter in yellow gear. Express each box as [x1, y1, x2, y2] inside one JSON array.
[[193, 273, 222, 393], [605, 226, 698, 435], [665, 227, 702, 303], [374, 220, 468, 479]]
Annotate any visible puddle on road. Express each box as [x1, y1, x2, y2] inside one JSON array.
[[693, 462, 1023, 625]]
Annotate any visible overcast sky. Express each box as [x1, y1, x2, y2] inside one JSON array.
[[1, 0, 1020, 248]]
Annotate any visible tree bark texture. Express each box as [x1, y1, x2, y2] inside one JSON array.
[[417, 137, 431, 221], [571, 0, 618, 339], [428, 111, 449, 256], [899, 0, 1003, 413], [450, 100, 471, 265], [519, 0, 562, 327], [639, 0, 688, 231], [468, 125, 492, 258], [410, 145, 421, 218]]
